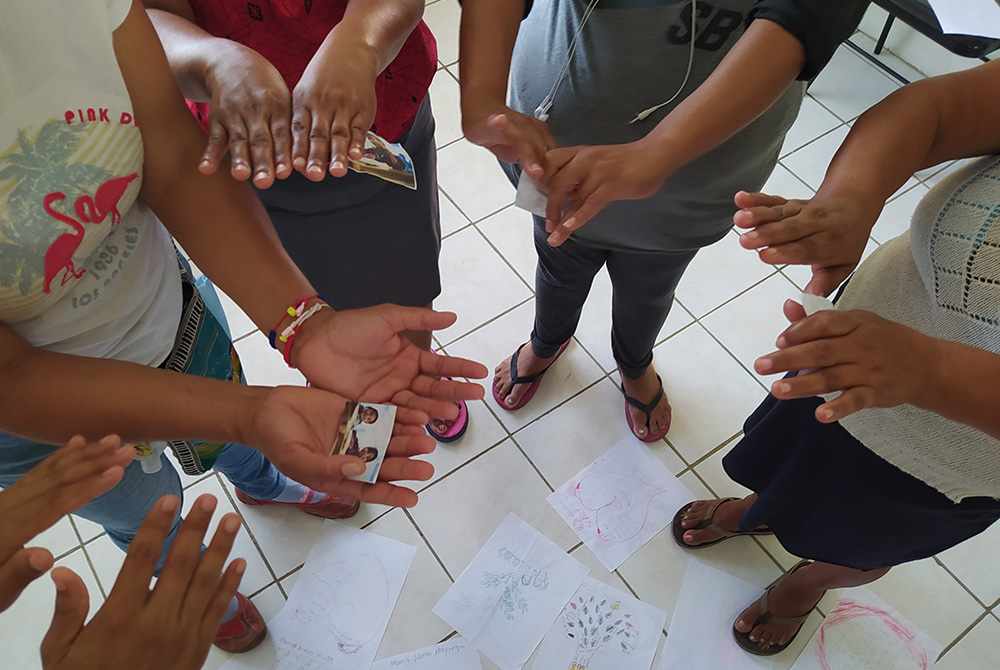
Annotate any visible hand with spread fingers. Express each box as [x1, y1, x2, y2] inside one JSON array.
[[733, 190, 878, 297], [197, 43, 293, 189], [0, 435, 134, 612], [754, 300, 936, 424], [290, 37, 377, 181], [289, 304, 488, 420], [540, 141, 668, 247], [247, 385, 438, 507], [40, 494, 244, 670]]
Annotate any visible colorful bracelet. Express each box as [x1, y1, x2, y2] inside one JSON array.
[[267, 295, 328, 367]]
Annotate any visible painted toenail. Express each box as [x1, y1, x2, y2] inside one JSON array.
[[506, 398, 514, 405]]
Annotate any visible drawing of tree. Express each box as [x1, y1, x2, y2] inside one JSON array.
[[562, 593, 637, 669], [482, 571, 529, 620], [0, 120, 111, 294]]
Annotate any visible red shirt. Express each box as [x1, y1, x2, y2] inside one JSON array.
[[187, 0, 437, 141]]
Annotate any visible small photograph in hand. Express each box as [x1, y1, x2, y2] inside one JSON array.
[[331, 402, 396, 483], [347, 131, 417, 190]]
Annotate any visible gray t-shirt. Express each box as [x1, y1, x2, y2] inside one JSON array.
[[509, 0, 807, 252]]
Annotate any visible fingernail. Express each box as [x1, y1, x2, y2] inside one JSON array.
[[819, 407, 834, 421], [53, 576, 68, 592], [776, 381, 791, 394], [744, 231, 758, 243], [308, 164, 323, 175], [28, 552, 48, 571], [331, 161, 344, 172], [254, 170, 269, 181], [529, 163, 542, 173], [222, 516, 241, 533], [756, 357, 773, 373], [197, 495, 216, 511], [562, 217, 576, 229], [276, 162, 287, 173], [158, 496, 179, 514], [293, 157, 306, 169], [233, 558, 246, 576], [343, 462, 366, 476], [199, 159, 212, 170]]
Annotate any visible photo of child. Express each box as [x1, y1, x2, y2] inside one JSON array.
[[330, 403, 396, 484], [347, 132, 417, 190]]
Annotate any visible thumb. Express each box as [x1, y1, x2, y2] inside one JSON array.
[[0, 547, 53, 612], [40, 567, 90, 668]]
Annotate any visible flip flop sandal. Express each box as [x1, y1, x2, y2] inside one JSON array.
[[734, 560, 822, 656], [492, 340, 570, 411], [620, 372, 670, 442], [427, 397, 469, 443], [671, 497, 773, 549]]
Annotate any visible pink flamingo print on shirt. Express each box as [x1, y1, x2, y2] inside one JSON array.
[[42, 192, 88, 294], [74, 173, 138, 225]]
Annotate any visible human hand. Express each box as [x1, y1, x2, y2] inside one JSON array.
[[290, 304, 488, 420], [0, 435, 133, 612], [462, 102, 556, 180], [247, 385, 439, 507], [200, 42, 293, 189], [733, 190, 878, 297], [540, 141, 668, 247], [290, 39, 378, 180], [40, 494, 244, 670], [754, 301, 937, 423]]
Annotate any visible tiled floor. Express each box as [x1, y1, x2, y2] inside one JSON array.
[[3, 4, 999, 669]]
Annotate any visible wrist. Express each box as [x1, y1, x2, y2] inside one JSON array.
[[633, 135, 679, 186], [268, 296, 334, 368]]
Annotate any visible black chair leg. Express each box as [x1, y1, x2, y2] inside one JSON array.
[[875, 14, 895, 55]]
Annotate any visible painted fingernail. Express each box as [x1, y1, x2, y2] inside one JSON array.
[[506, 397, 515, 405], [637, 429, 646, 436], [562, 217, 576, 229]]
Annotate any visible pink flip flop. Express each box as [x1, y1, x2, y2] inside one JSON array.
[[493, 340, 570, 411], [427, 396, 469, 443], [620, 370, 671, 442]]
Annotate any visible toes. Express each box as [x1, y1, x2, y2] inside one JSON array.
[[505, 383, 527, 407]]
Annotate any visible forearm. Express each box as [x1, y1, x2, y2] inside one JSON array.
[[459, 0, 525, 119], [816, 59, 1000, 209], [639, 19, 804, 179], [919, 338, 1000, 441], [116, 1, 314, 331], [143, 0, 226, 102], [0, 327, 260, 446], [329, 0, 424, 75]]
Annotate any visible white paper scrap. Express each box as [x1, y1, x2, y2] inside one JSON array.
[[370, 637, 482, 670], [548, 438, 693, 571], [433, 513, 590, 670], [789, 586, 942, 670], [800, 292, 834, 316], [533, 575, 666, 670], [661, 560, 775, 670], [927, 0, 1000, 39]]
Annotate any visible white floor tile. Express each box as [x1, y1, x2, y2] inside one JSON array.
[[445, 302, 607, 434], [763, 163, 815, 201], [780, 95, 843, 158], [779, 125, 851, 191], [653, 325, 768, 465], [435, 225, 532, 343], [437, 139, 515, 222], [934, 614, 1000, 670], [938, 520, 1000, 607], [700, 272, 803, 386], [439, 189, 471, 238], [674, 230, 776, 318], [367, 509, 455, 659], [417, 397, 508, 488], [217, 285, 257, 342], [429, 68, 463, 148], [475, 205, 538, 286], [409, 439, 580, 578], [808, 46, 901, 122], [423, 0, 461, 66], [33, 515, 80, 560], [234, 330, 307, 387]]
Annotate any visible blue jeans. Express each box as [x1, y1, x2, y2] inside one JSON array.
[[0, 433, 288, 570]]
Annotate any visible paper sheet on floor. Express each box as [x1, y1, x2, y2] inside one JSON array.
[[219, 521, 415, 670], [660, 560, 775, 670], [433, 513, 590, 670], [927, 0, 1000, 39], [370, 637, 482, 670], [789, 586, 942, 670], [548, 438, 693, 571], [532, 575, 666, 670]]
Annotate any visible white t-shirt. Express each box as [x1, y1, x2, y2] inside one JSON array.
[[0, 0, 180, 366]]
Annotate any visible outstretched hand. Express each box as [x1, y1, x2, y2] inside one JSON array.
[[290, 304, 487, 419], [733, 190, 877, 297], [41, 494, 244, 670], [0, 435, 133, 612], [247, 384, 440, 507], [463, 104, 556, 180], [540, 141, 667, 247], [754, 300, 936, 423]]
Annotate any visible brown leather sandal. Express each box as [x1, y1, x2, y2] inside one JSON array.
[[671, 497, 772, 549]]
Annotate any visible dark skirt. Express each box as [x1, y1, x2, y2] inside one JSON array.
[[255, 96, 441, 310], [723, 390, 1000, 571]]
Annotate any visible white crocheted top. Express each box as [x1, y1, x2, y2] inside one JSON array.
[[831, 155, 1000, 502]]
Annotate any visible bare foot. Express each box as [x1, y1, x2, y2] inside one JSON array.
[[493, 344, 556, 408], [621, 366, 671, 439], [429, 402, 463, 436], [678, 497, 755, 546], [735, 564, 822, 652]]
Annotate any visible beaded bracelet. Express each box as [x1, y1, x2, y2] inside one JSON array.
[[267, 295, 328, 367]]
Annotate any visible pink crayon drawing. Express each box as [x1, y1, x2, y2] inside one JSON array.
[[570, 472, 669, 544], [815, 599, 928, 670]]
